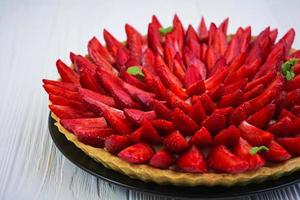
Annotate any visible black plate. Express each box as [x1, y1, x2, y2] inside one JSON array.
[[49, 113, 300, 199]]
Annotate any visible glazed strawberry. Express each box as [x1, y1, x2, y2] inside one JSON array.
[[224, 78, 247, 95], [243, 84, 265, 101], [164, 131, 189, 153], [87, 36, 114, 64], [177, 146, 207, 173], [150, 150, 175, 169], [188, 100, 207, 124], [166, 91, 192, 113], [79, 67, 106, 94], [118, 143, 154, 164], [49, 105, 96, 119], [198, 17, 208, 42], [199, 93, 216, 115], [124, 109, 156, 126], [263, 140, 291, 162], [246, 104, 276, 129], [74, 127, 114, 148], [129, 127, 143, 143], [105, 135, 131, 155], [267, 116, 293, 137], [151, 119, 174, 134], [184, 60, 207, 87], [233, 138, 265, 170], [60, 118, 107, 133], [239, 121, 274, 146], [186, 80, 205, 96], [147, 22, 163, 56], [49, 94, 88, 111], [277, 136, 300, 156], [103, 29, 124, 58], [207, 83, 225, 101], [43, 84, 81, 102], [152, 100, 172, 120], [172, 108, 199, 135], [207, 145, 249, 173], [213, 125, 241, 147], [56, 59, 80, 84], [202, 112, 226, 134], [229, 105, 248, 126], [189, 127, 212, 146], [125, 24, 143, 65], [43, 79, 78, 91], [78, 87, 116, 107], [218, 89, 243, 108], [141, 120, 161, 144]]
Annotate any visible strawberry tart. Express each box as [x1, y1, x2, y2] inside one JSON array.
[[43, 15, 300, 186]]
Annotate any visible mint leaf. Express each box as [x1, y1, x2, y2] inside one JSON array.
[[159, 26, 173, 36], [281, 58, 299, 80], [250, 146, 269, 155], [127, 66, 144, 77]]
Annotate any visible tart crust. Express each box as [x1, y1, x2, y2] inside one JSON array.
[[52, 113, 300, 187]]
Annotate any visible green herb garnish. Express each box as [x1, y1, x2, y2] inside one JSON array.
[[159, 26, 173, 36], [127, 66, 144, 77], [281, 58, 299, 80], [250, 146, 269, 155]]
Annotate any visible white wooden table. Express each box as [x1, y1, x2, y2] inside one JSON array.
[[1, 0, 300, 199]]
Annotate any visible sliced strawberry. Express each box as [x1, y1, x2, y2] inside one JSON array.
[[163, 131, 189, 153], [224, 78, 247, 95], [56, 59, 79, 83], [199, 93, 216, 115], [79, 67, 105, 94], [129, 128, 143, 143], [285, 75, 300, 92], [218, 89, 243, 108], [207, 145, 249, 173], [71, 53, 98, 72], [49, 105, 96, 119], [60, 117, 107, 132], [205, 67, 228, 90], [213, 125, 241, 147], [43, 84, 80, 102], [103, 29, 124, 58], [151, 15, 162, 28], [202, 113, 226, 134], [280, 28, 295, 54], [233, 138, 265, 170], [219, 18, 229, 34], [208, 22, 217, 46], [151, 119, 174, 134], [142, 48, 156, 74], [125, 24, 143, 65], [284, 89, 300, 109], [243, 84, 265, 101], [263, 140, 291, 162], [149, 150, 175, 169], [188, 100, 207, 124], [87, 36, 114, 64], [42, 79, 78, 91], [152, 100, 172, 120], [239, 26, 251, 52], [147, 22, 163, 56], [229, 105, 248, 126], [173, 57, 186, 83], [207, 83, 225, 102], [177, 146, 207, 173], [212, 28, 228, 56], [115, 48, 129, 71], [239, 120, 274, 146], [49, 94, 88, 111], [166, 91, 192, 113], [104, 135, 131, 155], [224, 36, 240, 64], [118, 143, 154, 164], [277, 136, 300, 156], [198, 17, 208, 42], [74, 127, 113, 147], [124, 109, 156, 126], [267, 116, 293, 137], [214, 107, 234, 124], [206, 47, 218, 72], [186, 80, 205, 96], [122, 72, 148, 91], [189, 127, 212, 146], [143, 67, 168, 99], [141, 120, 161, 144], [291, 106, 300, 117], [184, 59, 207, 87], [78, 87, 116, 107], [278, 109, 296, 120], [172, 108, 199, 135], [246, 104, 275, 129]]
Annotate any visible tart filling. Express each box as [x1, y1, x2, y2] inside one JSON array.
[[44, 15, 300, 186]]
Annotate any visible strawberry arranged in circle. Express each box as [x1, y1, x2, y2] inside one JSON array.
[[44, 15, 300, 174]]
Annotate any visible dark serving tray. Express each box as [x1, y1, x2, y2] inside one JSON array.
[[49, 113, 300, 199]]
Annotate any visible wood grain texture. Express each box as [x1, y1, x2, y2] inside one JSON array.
[[0, 0, 299, 199]]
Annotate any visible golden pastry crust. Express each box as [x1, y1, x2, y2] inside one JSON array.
[[52, 113, 300, 187]]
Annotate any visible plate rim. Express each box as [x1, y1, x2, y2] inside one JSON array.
[[48, 113, 300, 199]]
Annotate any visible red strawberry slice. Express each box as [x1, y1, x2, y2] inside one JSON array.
[[129, 127, 143, 143], [151, 119, 174, 134], [87, 36, 115, 64], [229, 105, 248, 126], [189, 127, 212, 146], [284, 89, 300, 109], [186, 80, 205, 96], [208, 22, 217, 46], [124, 109, 156, 126], [214, 107, 234, 124], [71, 53, 97, 72], [291, 106, 300, 117], [280, 28, 295, 54], [205, 47, 218, 72], [224, 36, 240, 64], [122, 72, 148, 90], [43, 79, 78, 91], [205, 67, 228, 90], [56, 59, 80, 83], [172, 108, 199, 135], [173, 58, 186, 83], [202, 112, 226, 134], [246, 104, 275, 129], [143, 67, 168, 99], [239, 120, 274, 146], [185, 25, 199, 43], [164, 41, 177, 68], [224, 78, 247, 95], [263, 140, 291, 162], [125, 24, 143, 65], [219, 18, 229, 34], [277, 136, 300, 156], [213, 125, 241, 147], [79, 67, 105, 94], [60, 117, 107, 132], [50, 105, 96, 119], [152, 100, 172, 120], [184, 59, 207, 87], [278, 109, 296, 120], [78, 87, 116, 107], [115, 48, 129, 71], [151, 15, 162, 28], [49, 95, 88, 112], [198, 17, 208, 42], [43, 84, 81, 102], [164, 131, 189, 153], [74, 127, 113, 148], [118, 143, 154, 164], [105, 135, 131, 155], [103, 29, 124, 58], [122, 82, 156, 104], [207, 145, 249, 173], [147, 22, 163, 56], [233, 138, 265, 170], [239, 26, 251, 52], [199, 93, 216, 115], [188, 100, 207, 124], [213, 28, 228, 56], [150, 150, 175, 169], [243, 84, 264, 101], [218, 89, 243, 108], [267, 116, 293, 137], [207, 83, 225, 102], [286, 75, 300, 92], [141, 120, 161, 144], [166, 91, 192, 114], [177, 146, 207, 173], [142, 48, 156, 74]]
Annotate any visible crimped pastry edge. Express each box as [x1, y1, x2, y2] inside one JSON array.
[[51, 113, 300, 187]]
